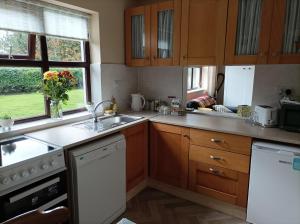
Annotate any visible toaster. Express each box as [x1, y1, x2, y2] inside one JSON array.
[[254, 105, 278, 127]]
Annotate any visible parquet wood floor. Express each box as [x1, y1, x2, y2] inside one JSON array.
[[115, 188, 246, 224]]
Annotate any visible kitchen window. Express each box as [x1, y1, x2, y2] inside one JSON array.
[[187, 67, 203, 91], [0, 0, 91, 123]]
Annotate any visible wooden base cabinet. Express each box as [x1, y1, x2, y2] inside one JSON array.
[[122, 122, 148, 192], [150, 123, 189, 188], [188, 128, 251, 207], [189, 160, 249, 207]]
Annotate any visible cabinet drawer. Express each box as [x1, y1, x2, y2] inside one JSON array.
[[189, 145, 250, 173], [190, 129, 251, 155], [189, 160, 249, 207]]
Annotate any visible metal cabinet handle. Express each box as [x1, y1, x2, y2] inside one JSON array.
[[209, 168, 222, 175], [210, 138, 223, 143], [210, 155, 223, 161]]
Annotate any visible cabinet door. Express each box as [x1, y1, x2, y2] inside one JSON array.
[[151, 0, 181, 66], [122, 122, 148, 192], [225, 0, 274, 64], [180, 0, 228, 65], [125, 6, 151, 66], [150, 123, 189, 188], [268, 0, 300, 64]]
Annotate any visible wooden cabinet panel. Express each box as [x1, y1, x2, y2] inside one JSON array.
[[225, 0, 274, 64], [151, 0, 181, 66], [125, 5, 151, 66], [122, 122, 148, 192], [190, 129, 251, 155], [125, 0, 181, 67], [268, 0, 300, 64], [150, 123, 189, 188], [180, 0, 228, 65], [189, 160, 249, 207], [190, 145, 250, 173]]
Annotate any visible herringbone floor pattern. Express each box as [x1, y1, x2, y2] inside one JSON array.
[[115, 188, 246, 224]]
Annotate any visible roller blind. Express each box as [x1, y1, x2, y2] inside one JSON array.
[[0, 0, 90, 40]]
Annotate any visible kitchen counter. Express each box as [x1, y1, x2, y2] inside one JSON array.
[[149, 114, 300, 145], [26, 115, 151, 149], [26, 112, 300, 148]]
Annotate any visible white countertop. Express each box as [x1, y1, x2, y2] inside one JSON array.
[[24, 112, 300, 148]]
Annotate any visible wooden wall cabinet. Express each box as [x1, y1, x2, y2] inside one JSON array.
[[225, 0, 300, 64], [125, 5, 151, 66], [180, 0, 228, 65], [150, 122, 189, 188], [225, 0, 274, 64], [122, 122, 148, 192], [268, 0, 300, 64], [125, 0, 181, 67]]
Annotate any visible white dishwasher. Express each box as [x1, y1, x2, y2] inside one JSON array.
[[247, 141, 300, 224], [69, 134, 126, 224]]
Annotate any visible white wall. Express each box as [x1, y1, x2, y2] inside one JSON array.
[[252, 64, 300, 107], [137, 67, 184, 103]]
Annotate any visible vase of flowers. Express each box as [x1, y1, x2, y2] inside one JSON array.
[[41, 70, 77, 119]]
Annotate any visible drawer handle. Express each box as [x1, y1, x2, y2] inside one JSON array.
[[209, 168, 223, 175], [211, 138, 224, 143], [210, 155, 223, 161], [183, 134, 190, 139]]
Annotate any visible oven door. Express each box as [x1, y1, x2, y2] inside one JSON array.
[[0, 172, 67, 222]]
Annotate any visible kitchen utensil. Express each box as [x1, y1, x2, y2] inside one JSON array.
[[131, 93, 145, 112]]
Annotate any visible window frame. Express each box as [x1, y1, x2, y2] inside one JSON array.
[[187, 67, 202, 91], [0, 33, 37, 60], [0, 34, 92, 124]]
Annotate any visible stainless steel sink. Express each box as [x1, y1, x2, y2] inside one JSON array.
[[72, 115, 143, 132]]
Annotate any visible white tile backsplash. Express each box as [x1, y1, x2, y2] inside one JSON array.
[[252, 64, 300, 107], [137, 66, 184, 102], [100, 64, 138, 111]]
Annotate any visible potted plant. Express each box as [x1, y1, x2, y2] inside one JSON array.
[[0, 114, 14, 130], [41, 70, 77, 119]]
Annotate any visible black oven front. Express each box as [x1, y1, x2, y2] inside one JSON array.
[[0, 171, 67, 222]]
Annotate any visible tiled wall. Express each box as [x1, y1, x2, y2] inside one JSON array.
[[137, 67, 185, 103], [252, 64, 300, 107]]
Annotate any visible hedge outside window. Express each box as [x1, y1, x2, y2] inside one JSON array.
[[0, 31, 91, 122]]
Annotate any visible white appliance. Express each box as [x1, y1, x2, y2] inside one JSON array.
[[0, 136, 66, 222], [131, 93, 145, 112], [247, 141, 300, 224], [254, 105, 278, 127], [69, 134, 126, 224]]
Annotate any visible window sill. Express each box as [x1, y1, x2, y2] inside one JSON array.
[[187, 88, 205, 93], [0, 111, 93, 140]]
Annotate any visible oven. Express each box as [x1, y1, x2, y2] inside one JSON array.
[[0, 171, 67, 222], [0, 136, 67, 222]]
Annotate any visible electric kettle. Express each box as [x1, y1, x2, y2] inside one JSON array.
[[131, 93, 145, 112]]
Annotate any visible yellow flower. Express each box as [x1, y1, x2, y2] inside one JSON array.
[[43, 71, 59, 81]]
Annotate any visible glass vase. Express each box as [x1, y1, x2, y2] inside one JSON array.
[[50, 100, 63, 119]]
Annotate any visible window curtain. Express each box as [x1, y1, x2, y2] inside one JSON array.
[[157, 9, 173, 59], [131, 15, 145, 59], [0, 0, 90, 40], [235, 0, 262, 55], [202, 66, 217, 96], [283, 0, 300, 54]]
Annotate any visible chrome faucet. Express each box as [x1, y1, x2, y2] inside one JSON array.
[[90, 100, 113, 122]]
